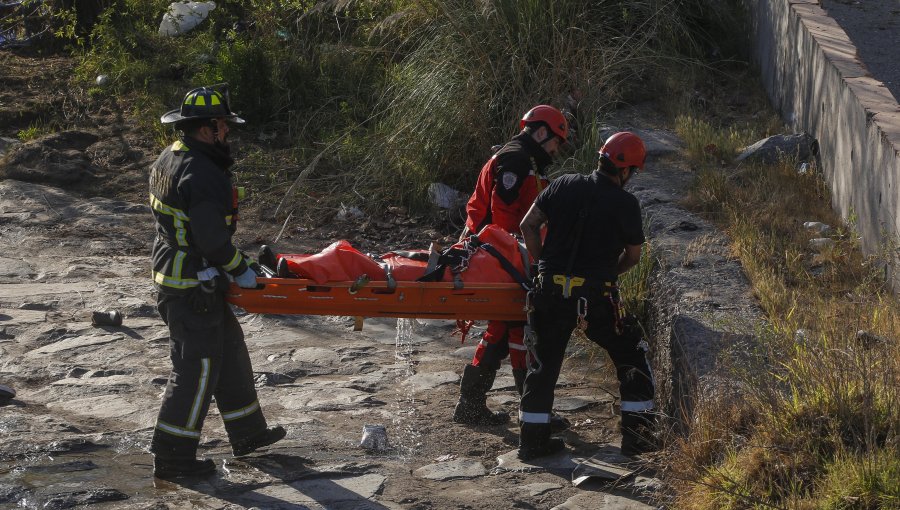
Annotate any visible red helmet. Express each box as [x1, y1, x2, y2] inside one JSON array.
[[520, 105, 569, 141], [599, 132, 646, 171]]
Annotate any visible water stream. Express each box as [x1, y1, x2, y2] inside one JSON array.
[[390, 318, 422, 459]]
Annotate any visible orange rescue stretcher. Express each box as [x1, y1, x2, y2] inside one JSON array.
[[225, 224, 531, 322], [226, 278, 527, 321]]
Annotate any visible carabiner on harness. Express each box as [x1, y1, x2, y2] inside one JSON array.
[[576, 296, 588, 331], [523, 290, 543, 375]]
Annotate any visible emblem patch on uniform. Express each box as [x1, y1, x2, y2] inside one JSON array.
[[501, 171, 518, 190]]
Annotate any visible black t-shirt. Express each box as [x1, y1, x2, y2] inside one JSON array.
[[535, 170, 645, 281]]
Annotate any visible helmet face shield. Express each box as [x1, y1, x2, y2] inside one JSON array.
[[161, 84, 245, 125]]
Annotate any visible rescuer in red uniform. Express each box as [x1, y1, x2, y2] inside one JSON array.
[[453, 105, 570, 426]]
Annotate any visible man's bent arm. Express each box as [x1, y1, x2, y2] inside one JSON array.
[[520, 204, 547, 262], [617, 244, 643, 275]]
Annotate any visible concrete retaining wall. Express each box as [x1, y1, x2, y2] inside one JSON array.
[[748, 0, 900, 284]]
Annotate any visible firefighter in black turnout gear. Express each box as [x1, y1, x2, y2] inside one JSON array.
[[148, 86, 285, 479], [517, 132, 656, 460]]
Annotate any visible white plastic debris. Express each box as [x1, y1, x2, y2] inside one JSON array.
[[359, 424, 389, 451], [428, 182, 464, 209], [336, 203, 364, 220], [803, 221, 833, 236], [808, 238, 834, 252], [798, 162, 809, 174], [158, 1, 216, 37]]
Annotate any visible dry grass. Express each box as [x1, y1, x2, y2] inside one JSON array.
[[665, 123, 900, 509]]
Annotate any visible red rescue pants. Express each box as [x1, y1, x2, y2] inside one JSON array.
[[471, 320, 527, 370]]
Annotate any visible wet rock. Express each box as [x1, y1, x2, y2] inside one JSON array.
[[37, 487, 129, 509], [46, 394, 154, 427], [279, 387, 385, 411], [0, 484, 26, 504], [414, 458, 487, 480], [25, 460, 98, 474], [245, 473, 386, 508], [402, 370, 458, 391], [0, 327, 12, 340], [46, 438, 106, 455]]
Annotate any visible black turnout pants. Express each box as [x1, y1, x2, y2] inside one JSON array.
[[520, 287, 654, 425], [151, 291, 267, 459]]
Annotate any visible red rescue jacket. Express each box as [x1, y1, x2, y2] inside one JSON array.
[[464, 133, 551, 236]]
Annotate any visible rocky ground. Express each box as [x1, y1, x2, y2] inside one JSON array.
[[0, 50, 685, 509]]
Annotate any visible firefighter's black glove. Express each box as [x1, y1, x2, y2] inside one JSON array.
[[187, 280, 218, 313]]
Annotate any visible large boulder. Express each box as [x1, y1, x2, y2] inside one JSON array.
[[736, 133, 819, 165]]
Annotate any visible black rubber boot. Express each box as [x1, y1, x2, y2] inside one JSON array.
[[513, 368, 569, 432], [258, 245, 277, 274], [620, 411, 658, 457], [452, 364, 510, 425], [232, 425, 287, 457], [150, 428, 214, 480], [276, 257, 297, 278], [517, 422, 565, 461], [153, 457, 216, 479]]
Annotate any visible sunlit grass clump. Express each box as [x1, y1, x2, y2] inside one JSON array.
[[666, 121, 900, 509]]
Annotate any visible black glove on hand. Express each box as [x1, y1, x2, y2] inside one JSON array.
[[187, 280, 218, 313]]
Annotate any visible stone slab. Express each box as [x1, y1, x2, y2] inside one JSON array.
[[551, 492, 655, 510], [0, 282, 97, 299], [414, 458, 487, 480], [26, 333, 121, 356]]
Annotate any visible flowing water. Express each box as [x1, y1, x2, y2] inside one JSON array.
[[391, 318, 422, 459]]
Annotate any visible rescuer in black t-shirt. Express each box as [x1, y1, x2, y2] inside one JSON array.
[[517, 132, 657, 460]]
